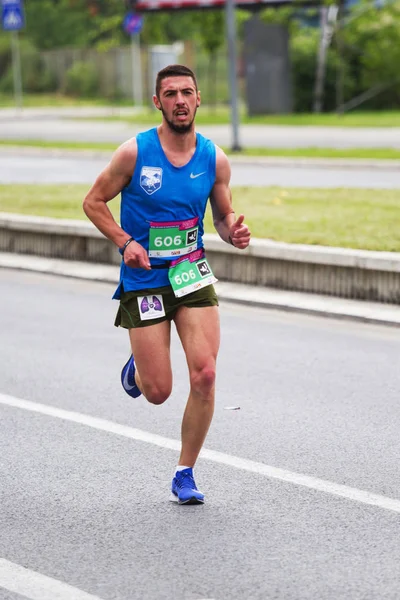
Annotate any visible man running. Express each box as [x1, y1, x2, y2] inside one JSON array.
[[83, 64, 251, 504]]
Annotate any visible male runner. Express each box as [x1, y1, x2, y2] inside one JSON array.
[[83, 64, 250, 504]]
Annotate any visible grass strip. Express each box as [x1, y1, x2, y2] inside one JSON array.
[[1, 184, 399, 252], [1, 140, 400, 161], [91, 109, 400, 128], [2, 94, 400, 126], [0, 94, 132, 108]]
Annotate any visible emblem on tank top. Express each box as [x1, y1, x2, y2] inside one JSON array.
[[140, 166, 163, 195]]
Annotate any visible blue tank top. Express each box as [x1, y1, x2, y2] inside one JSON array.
[[113, 127, 216, 298]]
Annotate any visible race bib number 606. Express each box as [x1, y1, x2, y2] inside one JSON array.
[[148, 217, 199, 258]]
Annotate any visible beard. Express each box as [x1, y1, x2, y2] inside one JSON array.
[[160, 104, 197, 134]]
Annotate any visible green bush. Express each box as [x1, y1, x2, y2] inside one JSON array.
[[0, 37, 57, 93], [342, 0, 400, 110], [64, 61, 99, 97], [0, 34, 12, 77], [290, 29, 355, 112]]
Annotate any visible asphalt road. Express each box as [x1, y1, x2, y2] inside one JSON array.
[[1, 152, 399, 189], [2, 114, 399, 188], [1, 269, 400, 600]]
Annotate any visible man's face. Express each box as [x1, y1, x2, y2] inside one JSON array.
[[153, 76, 200, 134]]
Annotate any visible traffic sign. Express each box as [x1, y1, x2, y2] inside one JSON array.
[[1, 0, 24, 31], [123, 12, 143, 35]]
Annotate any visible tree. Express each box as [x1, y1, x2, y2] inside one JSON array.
[[139, 11, 199, 45], [197, 11, 225, 109], [341, 0, 400, 109], [24, 0, 126, 50]]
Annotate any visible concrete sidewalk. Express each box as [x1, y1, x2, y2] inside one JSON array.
[[2, 252, 400, 328]]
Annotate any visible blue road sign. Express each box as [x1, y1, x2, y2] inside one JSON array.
[[123, 12, 143, 35], [1, 0, 24, 31]]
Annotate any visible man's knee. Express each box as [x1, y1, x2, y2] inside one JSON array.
[[142, 382, 172, 405], [190, 363, 216, 396]]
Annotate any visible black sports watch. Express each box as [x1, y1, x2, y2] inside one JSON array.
[[119, 237, 134, 256]]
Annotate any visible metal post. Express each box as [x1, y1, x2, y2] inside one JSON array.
[[313, 6, 328, 114], [225, 0, 241, 151], [131, 34, 143, 107], [11, 30, 23, 110], [313, 5, 338, 113], [336, 1, 345, 114]]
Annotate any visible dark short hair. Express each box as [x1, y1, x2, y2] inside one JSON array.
[[155, 64, 198, 98]]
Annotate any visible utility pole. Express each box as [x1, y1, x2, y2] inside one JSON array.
[[131, 33, 143, 107]]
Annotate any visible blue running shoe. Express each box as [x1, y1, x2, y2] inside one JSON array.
[[171, 468, 205, 505], [121, 355, 142, 398]]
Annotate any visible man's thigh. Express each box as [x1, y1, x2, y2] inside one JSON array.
[[174, 305, 220, 371], [128, 320, 173, 391], [173, 284, 220, 370], [116, 284, 219, 383]]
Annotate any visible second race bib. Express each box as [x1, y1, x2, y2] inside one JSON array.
[[168, 249, 218, 298]]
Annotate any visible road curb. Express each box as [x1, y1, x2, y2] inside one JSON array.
[[1, 213, 400, 305]]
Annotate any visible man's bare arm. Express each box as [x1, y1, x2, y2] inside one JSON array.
[[83, 139, 136, 247], [83, 138, 150, 269], [209, 146, 251, 249]]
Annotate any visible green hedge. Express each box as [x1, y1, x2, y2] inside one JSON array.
[[64, 61, 99, 97], [0, 35, 56, 93]]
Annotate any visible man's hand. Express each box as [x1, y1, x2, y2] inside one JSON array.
[[229, 214, 251, 249], [123, 240, 151, 270]]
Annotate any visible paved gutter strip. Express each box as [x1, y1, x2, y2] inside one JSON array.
[[1, 146, 399, 171]]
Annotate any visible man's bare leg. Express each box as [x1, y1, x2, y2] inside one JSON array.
[[128, 320, 173, 405], [174, 305, 220, 466]]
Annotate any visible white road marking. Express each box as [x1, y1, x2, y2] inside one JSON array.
[[0, 557, 104, 600], [2, 393, 400, 515]]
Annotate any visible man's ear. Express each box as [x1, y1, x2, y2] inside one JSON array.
[[196, 90, 201, 108], [153, 94, 161, 111]]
